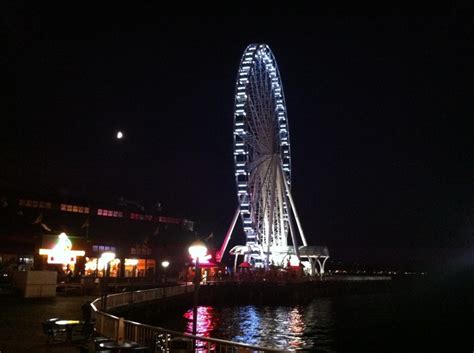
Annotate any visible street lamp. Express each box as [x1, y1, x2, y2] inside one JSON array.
[[100, 252, 115, 310], [188, 240, 207, 341], [161, 260, 170, 284], [101, 251, 116, 264]]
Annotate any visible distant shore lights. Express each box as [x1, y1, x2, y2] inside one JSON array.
[[39, 232, 85, 265]]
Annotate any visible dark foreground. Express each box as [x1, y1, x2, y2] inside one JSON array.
[[0, 295, 95, 353]]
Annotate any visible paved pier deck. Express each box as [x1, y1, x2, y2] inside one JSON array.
[[0, 295, 95, 353]]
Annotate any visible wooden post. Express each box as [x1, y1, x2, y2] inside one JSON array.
[[117, 317, 125, 345]]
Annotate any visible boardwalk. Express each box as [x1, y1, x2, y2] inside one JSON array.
[[0, 295, 95, 353]]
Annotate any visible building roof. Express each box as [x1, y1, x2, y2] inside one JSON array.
[[0, 189, 196, 251]]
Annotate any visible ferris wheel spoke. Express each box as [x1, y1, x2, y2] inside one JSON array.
[[248, 97, 272, 153], [263, 66, 276, 129], [236, 131, 262, 157], [259, 68, 273, 131], [248, 154, 272, 172], [252, 68, 274, 144], [254, 66, 273, 128], [248, 114, 270, 155]]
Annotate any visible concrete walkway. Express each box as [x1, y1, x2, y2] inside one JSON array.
[[0, 295, 96, 353]]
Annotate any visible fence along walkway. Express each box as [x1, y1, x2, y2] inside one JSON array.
[[90, 284, 289, 352]]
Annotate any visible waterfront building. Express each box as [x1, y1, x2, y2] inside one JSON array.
[[0, 187, 196, 281]]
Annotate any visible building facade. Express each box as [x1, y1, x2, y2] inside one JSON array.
[[0, 189, 196, 281]]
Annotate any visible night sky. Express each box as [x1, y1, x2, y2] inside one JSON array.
[[3, 9, 472, 270]]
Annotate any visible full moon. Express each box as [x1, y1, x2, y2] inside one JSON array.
[[116, 131, 123, 139]]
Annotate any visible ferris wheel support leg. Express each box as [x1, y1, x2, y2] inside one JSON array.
[[265, 162, 277, 269], [281, 167, 301, 260], [281, 166, 308, 247], [216, 207, 240, 263], [276, 165, 287, 247], [287, 210, 301, 260]]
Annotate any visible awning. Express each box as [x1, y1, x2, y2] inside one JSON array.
[[238, 261, 251, 268]]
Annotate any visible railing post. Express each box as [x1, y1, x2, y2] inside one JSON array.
[[113, 319, 117, 340], [117, 317, 125, 345]]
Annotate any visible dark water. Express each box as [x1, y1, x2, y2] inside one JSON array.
[[177, 299, 335, 351], [147, 277, 470, 352]]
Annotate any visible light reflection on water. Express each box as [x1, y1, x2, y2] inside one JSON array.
[[183, 306, 219, 338], [182, 298, 335, 351]]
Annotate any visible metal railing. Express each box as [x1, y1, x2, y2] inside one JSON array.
[[91, 284, 288, 352]]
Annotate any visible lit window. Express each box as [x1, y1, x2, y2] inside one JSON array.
[[159, 216, 182, 224], [93, 244, 116, 253]]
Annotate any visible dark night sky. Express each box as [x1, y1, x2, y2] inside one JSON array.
[[2, 8, 472, 269]]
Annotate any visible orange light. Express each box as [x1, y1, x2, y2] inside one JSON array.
[[125, 258, 138, 266]]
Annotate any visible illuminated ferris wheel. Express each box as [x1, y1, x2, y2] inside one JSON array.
[[231, 44, 308, 268], [216, 44, 329, 274]]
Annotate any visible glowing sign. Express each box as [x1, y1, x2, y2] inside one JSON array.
[[191, 254, 212, 264], [39, 233, 85, 265], [124, 258, 139, 266]]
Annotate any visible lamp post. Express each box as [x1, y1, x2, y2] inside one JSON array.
[[100, 252, 115, 311], [161, 260, 170, 284], [188, 240, 207, 343]]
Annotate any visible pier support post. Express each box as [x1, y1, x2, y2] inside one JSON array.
[[316, 257, 328, 279]]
